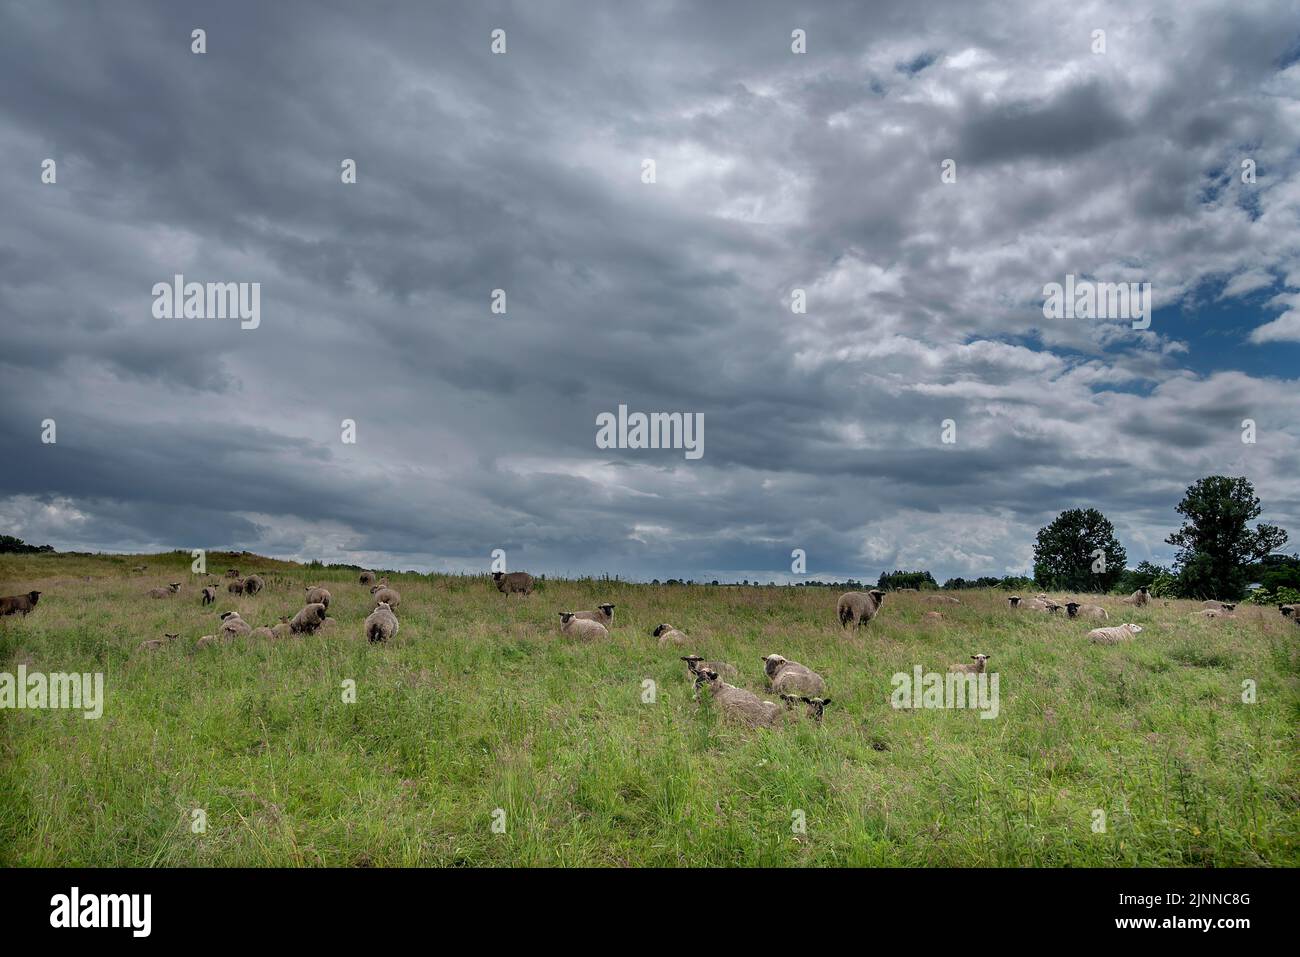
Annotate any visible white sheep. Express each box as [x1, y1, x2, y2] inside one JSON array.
[[1088, 622, 1142, 644], [761, 654, 826, 696], [559, 612, 608, 640], [653, 623, 690, 646], [364, 602, 399, 643], [692, 669, 782, 728], [949, 653, 990, 674]]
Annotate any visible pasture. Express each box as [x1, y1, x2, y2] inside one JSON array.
[[1, 551, 1296, 866]]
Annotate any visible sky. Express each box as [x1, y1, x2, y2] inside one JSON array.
[[1, 0, 1298, 584]]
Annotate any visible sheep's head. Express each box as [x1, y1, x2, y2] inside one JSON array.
[[869, 589, 886, 604], [693, 668, 720, 691], [164, 633, 180, 642], [971, 653, 990, 670], [761, 654, 787, 678], [779, 693, 801, 710], [652, 623, 671, 637], [1125, 623, 1143, 634], [599, 603, 615, 614], [1065, 602, 1080, 617], [1222, 603, 1236, 612], [370, 585, 381, 594], [1008, 596, 1021, 607], [169, 582, 181, 591], [680, 655, 704, 673], [492, 572, 504, 581], [1138, 586, 1149, 594], [559, 612, 575, 624], [801, 697, 831, 720], [220, 611, 237, 620], [29, 591, 41, 601]]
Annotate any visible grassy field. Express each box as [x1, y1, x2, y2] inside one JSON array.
[[1, 551, 1297, 867]]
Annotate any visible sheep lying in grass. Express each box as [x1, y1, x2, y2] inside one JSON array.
[[925, 595, 961, 605], [195, 634, 220, 650], [572, 603, 615, 627], [219, 611, 251, 638], [147, 583, 182, 599], [693, 668, 782, 728], [680, 655, 738, 682], [242, 575, 264, 595], [137, 633, 180, 652], [1065, 601, 1108, 621], [949, 653, 990, 674], [201, 586, 218, 606], [1088, 622, 1142, 644], [370, 585, 401, 610], [653, 623, 690, 646], [0, 591, 41, 616], [1121, 586, 1150, 607], [493, 571, 534, 596], [1201, 600, 1236, 612], [837, 589, 886, 627], [780, 694, 832, 721], [363, 602, 399, 643], [762, 654, 826, 696], [1192, 608, 1235, 620], [1010, 595, 1055, 611], [290, 603, 328, 634], [359, 571, 376, 586], [305, 586, 331, 609], [558, 612, 608, 640]]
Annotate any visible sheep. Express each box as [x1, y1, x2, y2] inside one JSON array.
[[370, 585, 401, 610], [653, 623, 690, 646], [249, 626, 276, 640], [147, 582, 182, 599], [270, 622, 293, 640], [1010, 595, 1052, 611], [1088, 622, 1143, 644], [949, 653, 990, 674], [242, 574, 264, 596], [195, 634, 220, 650], [571, 603, 615, 628], [364, 602, 399, 643], [304, 586, 332, 609], [1121, 586, 1150, 607], [1280, 604, 1296, 619], [289, 602, 328, 635], [762, 654, 826, 696], [225, 569, 241, 579], [227, 579, 245, 594], [925, 595, 961, 604], [679, 655, 738, 682], [132, 564, 147, 573], [137, 633, 180, 652], [493, 571, 534, 596], [201, 586, 218, 606], [1201, 600, 1236, 612], [922, 611, 945, 622], [1064, 601, 1107, 620], [558, 612, 608, 640], [837, 589, 886, 627], [780, 694, 832, 721], [219, 611, 251, 638], [0, 591, 42, 616], [693, 668, 782, 728], [359, 571, 376, 586], [320, 616, 338, 631], [1192, 608, 1235, 620]]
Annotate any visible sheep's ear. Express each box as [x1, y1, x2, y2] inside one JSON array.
[[821, 699, 832, 707]]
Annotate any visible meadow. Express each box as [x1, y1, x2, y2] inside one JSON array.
[[1, 551, 1296, 867]]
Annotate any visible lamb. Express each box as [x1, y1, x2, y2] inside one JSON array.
[[370, 585, 401, 610], [1065, 601, 1108, 621], [1088, 622, 1143, 645], [289, 602, 328, 634], [304, 586, 332, 609], [762, 654, 826, 696], [493, 571, 534, 596], [837, 589, 886, 627], [780, 694, 832, 721], [219, 611, 251, 638], [225, 569, 241, 579], [359, 571, 376, 586], [227, 579, 246, 594], [201, 586, 218, 606], [680, 655, 738, 682], [949, 653, 990, 674], [1121, 586, 1150, 607], [693, 668, 782, 728], [147, 582, 182, 599], [137, 633, 180, 652], [364, 602, 399, 643], [653, 623, 690, 646], [242, 574, 264, 595], [571, 603, 615, 627], [558, 612, 608, 640], [1201, 600, 1236, 612], [0, 591, 41, 616]]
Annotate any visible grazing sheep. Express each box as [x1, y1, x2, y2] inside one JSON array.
[[364, 602, 399, 643], [1065, 601, 1108, 621], [219, 611, 251, 638], [147, 582, 182, 599], [1121, 586, 1150, 607], [680, 655, 738, 682], [225, 569, 241, 579], [227, 579, 245, 594], [762, 654, 826, 696], [370, 585, 401, 610], [781, 694, 832, 721], [837, 589, 886, 628], [304, 586, 332, 609], [653, 623, 690, 646], [1088, 622, 1143, 645], [493, 571, 534, 596], [289, 602, 328, 635], [0, 591, 42, 617], [359, 571, 376, 586], [949, 653, 990, 674], [693, 669, 782, 728], [558, 612, 608, 640], [1201, 600, 1236, 612], [242, 574, 264, 595], [201, 586, 218, 606], [137, 633, 180, 652], [572, 603, 615, 627]]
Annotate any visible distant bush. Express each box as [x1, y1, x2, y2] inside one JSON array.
[[1242, 585, 1300, 607], [878, 570, 937, 590], [0, 535, 54, 554]]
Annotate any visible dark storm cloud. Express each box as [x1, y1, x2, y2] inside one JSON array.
[[0, 0, 1298, 583]]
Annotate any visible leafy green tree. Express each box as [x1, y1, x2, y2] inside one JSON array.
[[1033, 508, 1128, 592], [1167, 476, 1288, 600], [878, 569, 937, 590]]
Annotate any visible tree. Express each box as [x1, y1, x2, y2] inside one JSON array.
[[878, 569, 938, 590], [1166, 476, 1288, 599], [1032, 508, 1127, 592]]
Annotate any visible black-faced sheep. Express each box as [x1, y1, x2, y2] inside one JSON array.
[[680, 655, 738, 682], [225, 569, 241, 579], [137, 632, 180, 652], [762, 654, 826, 696], [289, 603, 328, 634], [837, 589, 886, 628], [693, 668, 782, 728], [147, 583, 182, 599], [1201, 600, 1236, 612], [572, 603, 615, 627], [493, 571, 534, 596], [364, 602, 399, 643], [218, 611, 251, 638], [558, 612, 608, 640], [653, 623, 690, 646], [201, 586, 218, 606], [780, 694, 832, 721], [242, 574, 264, 595], [359, 571, 376, 586], [1065, 601, 1108, 620], [0, 591, 41, 616], [1121, 586, 1150, 607]]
